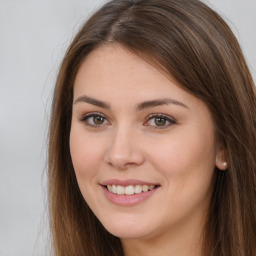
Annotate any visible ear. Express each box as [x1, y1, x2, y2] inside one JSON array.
[[215, 142, 228, 171]]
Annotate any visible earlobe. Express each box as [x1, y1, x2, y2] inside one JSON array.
[[215, 143, 228, 171], [216, 159, 228, 170]]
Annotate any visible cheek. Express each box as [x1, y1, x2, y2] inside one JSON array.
[[69, 125, 106, 209], [155, 128, 215, 172], [148, 127, 216, 198], [69, 125, 104, 178], [149, 131, 216, 220]]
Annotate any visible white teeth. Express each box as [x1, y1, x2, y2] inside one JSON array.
[[116, 185, 124, 195], [149, 185, 155, 190], [106, 184, 156, 195], [112, 185, 117, 194], [125, 185, 134, 195], [142, 185, 149, 192], [135, 185, 142, 194]]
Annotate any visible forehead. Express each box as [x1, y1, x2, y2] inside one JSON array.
[[74, 44, 182, 98], [73, 44, 212, 120]]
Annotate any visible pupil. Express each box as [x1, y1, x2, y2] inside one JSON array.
[[155, 117, 166, 126], [94, 116, 104, 124]]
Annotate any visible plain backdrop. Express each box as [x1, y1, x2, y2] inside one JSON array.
[[0, 1, 255, 255]]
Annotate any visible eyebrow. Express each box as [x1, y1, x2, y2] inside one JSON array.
[[136, 98, 189, 110], [74, 95, 111, 109], [74, 95, 189, 110]]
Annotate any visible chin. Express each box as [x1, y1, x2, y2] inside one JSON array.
[[100, 217, 152, 239]]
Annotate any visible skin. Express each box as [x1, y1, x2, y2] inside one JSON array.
[[70, 44, 227, 256]]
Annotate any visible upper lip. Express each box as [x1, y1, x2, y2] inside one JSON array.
[[101, 179, 159, 186]]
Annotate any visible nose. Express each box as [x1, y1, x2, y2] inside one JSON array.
[[104, 125, 145, 170]]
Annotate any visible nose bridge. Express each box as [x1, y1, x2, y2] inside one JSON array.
[[104, 122, 144, 168]]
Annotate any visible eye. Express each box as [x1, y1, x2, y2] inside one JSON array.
[[80, 113, 109, 127], [145, 114, 176, 128]]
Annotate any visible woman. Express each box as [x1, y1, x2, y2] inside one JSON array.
[[48, 0, 256, 255]]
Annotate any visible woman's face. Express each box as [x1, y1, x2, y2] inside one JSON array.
[[70, 44, 223, 241]]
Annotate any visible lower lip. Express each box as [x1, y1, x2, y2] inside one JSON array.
[[102, 186, 159, 206]]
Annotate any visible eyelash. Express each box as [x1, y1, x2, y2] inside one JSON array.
[[80, 113, 176, 129], [80, 112, 108, 128], [145, 114, 176, 129]]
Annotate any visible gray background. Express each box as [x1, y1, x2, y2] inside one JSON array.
[[0, 0, 255, 255]]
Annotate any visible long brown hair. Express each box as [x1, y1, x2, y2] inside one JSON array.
[[48, 0, 256, 255]]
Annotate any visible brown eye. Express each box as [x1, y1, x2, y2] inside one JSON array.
[[145, 114, 176, 129], [154, 117, 167, 126], [81, 113, 109, 127], [93, 115, 105, 125]]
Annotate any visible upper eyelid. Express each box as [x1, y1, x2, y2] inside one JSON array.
[[146, 113, 176, 121], [80, 112, 107, 120], [144, 114, 177, 128], [80, 113, 110, 128], [79, 112, 176, 125], [80, 112, 174, 118]]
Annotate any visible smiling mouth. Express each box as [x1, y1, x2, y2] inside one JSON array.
[[105, 184, 159, 195]]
